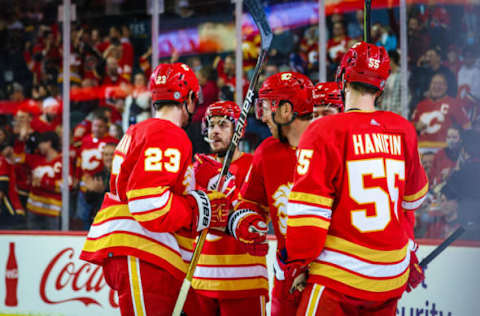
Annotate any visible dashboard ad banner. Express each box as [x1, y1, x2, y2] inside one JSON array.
[[0, 233, 479, 316]]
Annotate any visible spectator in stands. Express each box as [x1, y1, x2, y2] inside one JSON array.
[[458, 46, 480, 103], [413, 73, 470, 151], [9, 82, 24, 102], [122, 72, 151, 132], [75, 113, 118, 230], [0, 131, 25, 229], [430, 126, 462, 187], [411, 48, 458, 109], [380, 50, 403, 116], [347, 10, 364, 41], [109, 123, 123, 140], [442, 130, 480, 240], [26, 131, 67, 230], [32, 97, 62, 133], [407, 16, 430, 66], [328, 22, 351, 65], [445, 45, 462, 76], [84, 142, 115, 223], [372, 23, 397, 52]]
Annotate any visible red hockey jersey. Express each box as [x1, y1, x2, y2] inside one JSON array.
[[26, 154, 71, 217], [12, 140, 31, 197], [237, 137, 298, 251], [0, 156, 24, 215], [430, 148, 457, 186], [75, 134, 118, 192], [286, 110, 428, 301], [412, 96, 470, 149], [191, 153, 268, 299], [81, 118, 197, 280]]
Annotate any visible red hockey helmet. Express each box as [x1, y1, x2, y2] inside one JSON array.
[[256, 72, 314, 119], [335, 41, 390, 92], [149, 62, 200, 104], [202, 100, 243, 135], [313, 82, 343, 111]]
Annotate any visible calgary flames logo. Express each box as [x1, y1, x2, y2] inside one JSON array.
[[182, 164, 195, 194], [273, 183, 293, 236]]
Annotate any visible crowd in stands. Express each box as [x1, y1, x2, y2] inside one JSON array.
[[0, 1, 479, 241]]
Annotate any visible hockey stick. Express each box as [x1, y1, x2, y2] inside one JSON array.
[[419, 225, 466, 269], [172, 1, 273, 314], [364, 0, 372, 43]]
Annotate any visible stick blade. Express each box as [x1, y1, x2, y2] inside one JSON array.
[[244, 0, 273, 50]]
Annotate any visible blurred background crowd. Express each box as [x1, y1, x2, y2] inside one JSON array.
[[0, 0, 479, 241]]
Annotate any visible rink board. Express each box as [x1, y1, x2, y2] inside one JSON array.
[[0, 231, 479, 316]]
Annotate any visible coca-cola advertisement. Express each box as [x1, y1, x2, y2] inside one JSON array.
[[0, 232, 119, 316]]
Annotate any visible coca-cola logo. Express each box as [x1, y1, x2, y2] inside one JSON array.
[[5, 269, 18, 279], [40, 247, 118, 308]]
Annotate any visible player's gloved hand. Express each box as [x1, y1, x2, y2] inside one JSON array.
[[227, 209, 269, 256], [194, 154, 236, 197], [406, 242, 425, 293], [188, 190, 230, 232], [275, 249, 308, 301]]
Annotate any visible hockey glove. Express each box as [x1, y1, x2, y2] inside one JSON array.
[[194, 154, 236, 197], [227, 209, 269, 256], [189, 190, 230, 232], [406, 247, 425, 292], [275, 249, 308, 301]]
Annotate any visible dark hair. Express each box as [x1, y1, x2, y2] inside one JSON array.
[[39, 131, 60, 152], [92, 113, 109, 124], [388, 50, 400, 66], [350, 82, 380, 95]]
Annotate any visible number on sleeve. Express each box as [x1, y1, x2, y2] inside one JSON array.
[[297, 149, 313, 175]]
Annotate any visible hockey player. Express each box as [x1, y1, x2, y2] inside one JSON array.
[[80, 63, 230, 316], [185, 100, 269, 316], [312, 82, 343, 119], [284, 42, 428, 315], [233, 72, 314, 316]]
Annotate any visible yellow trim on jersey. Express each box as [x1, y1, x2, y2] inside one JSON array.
[[198, 253, 267, 266], [324, 235, 408, 263], [307, 284, 324, 316], [176, 234, 195, 251], [403, 183, 429, 202], [83, 233, 188, 272], [27, 204, 60, 216], [131, 195, 173, 223], [0, 176, 9, 181], [93, 204, 131, 224], [191, 277, 268, 292], [310, 263, 409, 292], [28, 193, 62, 206], [288, 216, 330, 230], [289, 192, 333, 208], [126, 186, 169, 200], [128, 257, 145, 316]]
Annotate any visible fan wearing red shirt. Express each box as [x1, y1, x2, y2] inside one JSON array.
[[327, 22, 351, 65], [413, 73, 470, 151], [75, 113, 118, 229], [283, 42, 428, 316], [26, 132, 72, 230]]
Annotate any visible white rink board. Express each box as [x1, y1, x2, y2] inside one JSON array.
[[0, 233, 479, 316]]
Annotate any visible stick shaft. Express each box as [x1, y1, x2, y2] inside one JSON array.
[[419, 226, 466, 269], [364, 0, 372, 43]]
